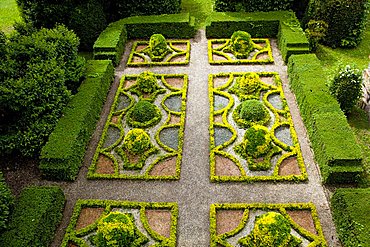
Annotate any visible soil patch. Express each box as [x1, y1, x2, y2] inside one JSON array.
[[215, 155, 241, 176], [76, 207, 105, 230], [278, 157, 301, 176], [149, 157, 177, 176], [286, 210, 318, 235], [145, 209, 172, 238], [96, 155, 115, 174], [216, 210, 244, 235]]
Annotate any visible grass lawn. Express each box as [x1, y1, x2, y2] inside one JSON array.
[[0, 0, 21, 34], [181, 0, 215, 28]]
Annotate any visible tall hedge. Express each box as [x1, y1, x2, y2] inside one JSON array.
[[305, 0, 370, 47], [215, 0, 295, 12]]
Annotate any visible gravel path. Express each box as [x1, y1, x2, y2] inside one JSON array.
[[44, 30, 341, 247]]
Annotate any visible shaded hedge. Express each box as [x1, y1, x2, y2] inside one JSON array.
[[39, 60, 114, 181], [0, 172, 14, 233], [331, 188, 370, 247], [215, 0, 295, 12], [0, 186, 65, 247], [288, 54, 363, 183]]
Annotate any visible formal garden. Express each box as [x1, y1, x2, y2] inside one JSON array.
[[0, 0, 370, 246]]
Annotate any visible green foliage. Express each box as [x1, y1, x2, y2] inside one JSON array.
[[226, 31, 261, 58], [237, 73, 261, 94], [0, 172, 13, 233], [126, 100, 162, 128], [147, 34, 170, 61], [288, 54, 363, 183], [305, 20, 328, 51], [122, 129, 152, 155], [239, 212, 301, 247], [241, 125, 272, 158], [40, 60, 114, 181], [331, 188, 370, 247], [0, 0, 22, 34], [233, 100, 270, 128], [306, 0, 370, 47], [0, 186, 65, 247], [137, 71, 159, 93], [92, 212, 148, 247], [329, 65, 363, 114], [214, 0, 294, 12]]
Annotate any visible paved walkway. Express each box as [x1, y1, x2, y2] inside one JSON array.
[[48, 30, 340, 247]]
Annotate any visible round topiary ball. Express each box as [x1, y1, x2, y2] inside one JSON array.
[[137, 71, 158, 93], [95, 212, 137, 247], [130, 100, 158, 123], [237, 73, 261, 94], [239, 212, 302, 247], [123, 129, 151, 155], [244, 125, 271, 158], [230, 31, 254, 58], [239, 100, 269, 123], [149, 34, 169, 57]]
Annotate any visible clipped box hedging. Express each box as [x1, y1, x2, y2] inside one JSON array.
[[214, 0, 294, 12], [331, 188, 370, 247], [39, 60, 114, 181], [205, 11, 309, 62], [0, 186, 65, 247], [93, 19, 127, 66], [288, 54, 363, 183]]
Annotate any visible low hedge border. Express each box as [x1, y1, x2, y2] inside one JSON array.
[[210, 202, 327, 247], [209, 72, 308, 182], [288, 54, 363, 184], [87, 73, 188, 180], [93, 13, 196, 66], [0, 186, 65, 247], [39, 60, 114, 181], [208, 38, 274, 65], [331, 188, 370, 247], [61, 199, 178, 247], [127, 40, 191, 67], [205, 11, 309, 62]]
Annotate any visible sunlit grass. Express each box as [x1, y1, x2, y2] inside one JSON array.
[[0, 0, 22, 34], [181, 0, 215, 28]]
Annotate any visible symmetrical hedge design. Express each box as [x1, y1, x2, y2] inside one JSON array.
[[40, 60, 114, 181], [128, 40, 190, 66], [209, 72, 307, 182], [288, 54, 363, 184], [88, 73, 188, 180], [208, 38, 273, 65], [61, 200, 178, 247], [206, 11, 309, 62], [210, 203, 327, 247], [331, 188, 370, 247], [0, 186, 65, 247]]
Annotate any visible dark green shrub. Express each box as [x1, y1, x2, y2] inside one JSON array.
[[240, 100, 269, 122], [126, 100, 162, 128], [225, 31, 261, 58], [0, 172, 14, 233], [0, 186, 65, 247], [239, 212, 301, 247], [137, 71, 159, 93], [147, 34, 170, 61], [215, 0, 294, 12], [243, 125, 272, 158], [329, 65, 363, 114], [39, 60, 114, 181], [305, 20, 328, 51], [122, 129, 152, 155]]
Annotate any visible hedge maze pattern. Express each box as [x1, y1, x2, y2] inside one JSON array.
[[209, 72, 308, 182], [208, 38, 273, 65], [88, 73, 188, 180], [127, 40, 191, 66], [210, 203, 327, 247], [61, 200, 178, 247]]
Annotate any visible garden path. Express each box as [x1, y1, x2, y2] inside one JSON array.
[[48, 30, 341, 246]]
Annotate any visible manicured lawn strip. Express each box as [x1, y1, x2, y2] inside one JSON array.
[[331, 188, 370, 247], [181, 0, 215, 28], [0, 186, 65, 247], [40, 60, 114, 181], [288, 54, 363, 183], [0, 172, 13, 233], [206, 11, 309, 62], [0, 0, 21, 34]]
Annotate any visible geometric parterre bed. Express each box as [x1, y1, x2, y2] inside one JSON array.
[[87, 72, 187, 180], [127, 39, 191, 67], [61, 200, 178, 247], [209, 72, 308, 182], [210, 203, 328, 247], [208, 38, 274, 65]]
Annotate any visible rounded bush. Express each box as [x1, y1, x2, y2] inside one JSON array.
[[230, 31, 254, 58], [123, 129, 151, 155], [237, 73, 261, 94], [329, 65, 363, 114], [240, 100, 269, 122], [244, 125, 271, 158], [137, 71, 158, 93], [130, 100, 159, 122], [149, 34, 169, 57], [239, 212, 302, 247]]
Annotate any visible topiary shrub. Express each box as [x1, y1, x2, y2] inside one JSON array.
[[225, 31, 261, 58], [126, 100, 162, 128], [122, 129, 152, 155], [137, 71, 159, 93], [329, 65, 363, 114], [145, 34, 170, 61], [305, 20, 328, 52], [233, 100, 270, 128], [242, 125, 272, 159], [239, 212, 302, 247], [0, 172, 14, 233], [90, 212, 148, 247], [229, 73, 263, 100]]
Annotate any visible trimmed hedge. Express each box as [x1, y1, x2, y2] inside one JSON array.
[[215, 0, 294, 12], [331, 188, 370, 247], [205, 11, 309, 62], [288, 54, 363, 183], [39, 60, 114, 181], [0, 186, 65, 247], [0, 172, 13, 233]]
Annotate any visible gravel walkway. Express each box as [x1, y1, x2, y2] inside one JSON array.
[[45, 30, 341, 246]]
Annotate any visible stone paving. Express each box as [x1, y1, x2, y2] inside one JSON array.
[[49, 30, 341, 246]]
